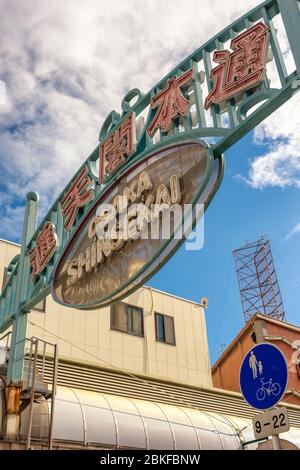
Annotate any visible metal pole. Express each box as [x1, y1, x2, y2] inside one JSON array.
[[27, 339, 33, 388], [7, 192, 39, 385], [48, 344, 58, 450], [272, 434, 281, 450], [41, 341, 46, 379], [26, 338, 38, 450]]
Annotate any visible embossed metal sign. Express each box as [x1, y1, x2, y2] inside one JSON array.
[[53, 141, 224, 308]]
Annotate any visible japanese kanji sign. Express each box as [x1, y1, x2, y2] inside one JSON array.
[[205, 22, 269, 109], [99, 112, 136, 182], [53, 141, 219, 309], [60, 166, 94, 231], [147, 69, 193, 137], [29, 222, 58, 279]]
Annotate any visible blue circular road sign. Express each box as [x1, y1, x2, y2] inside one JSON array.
[[239, 343, 288, 410]]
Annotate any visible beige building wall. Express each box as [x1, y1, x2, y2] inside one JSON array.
[[0, 238, 212, 388]]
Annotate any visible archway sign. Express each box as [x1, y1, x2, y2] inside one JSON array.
[[1, 0, 300, 384]]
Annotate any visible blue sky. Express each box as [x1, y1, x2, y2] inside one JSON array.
[[0, 0, 299, 365], [150, 130, 300, 364]]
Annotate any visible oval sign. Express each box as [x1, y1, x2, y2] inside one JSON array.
[[52, 141, 224, 309]]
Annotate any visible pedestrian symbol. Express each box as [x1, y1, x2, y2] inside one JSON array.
[[249, 351, 265, 379], [240, 343, 288, 410], [249, 351, 258, 379]]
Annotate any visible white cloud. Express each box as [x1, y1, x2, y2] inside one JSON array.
[[286, 222, 300, 240], [244, 93, 300, 189], [242, 11, 300, 191], [0, 0, 261, 241]]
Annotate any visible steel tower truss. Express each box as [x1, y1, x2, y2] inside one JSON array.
[[233, 238, 286, 322]]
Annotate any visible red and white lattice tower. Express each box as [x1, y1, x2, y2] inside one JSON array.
[[233, 237, 286, 323]]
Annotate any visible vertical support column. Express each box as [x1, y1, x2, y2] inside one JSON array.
[[272, 434, 281, 450], [49, 344, 58, 450], [5, 192, 39, 438], [277, 0, 300, 72], [26, 338, 38, 450]]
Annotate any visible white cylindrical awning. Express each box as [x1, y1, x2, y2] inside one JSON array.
[[17, 386, 300, 450]]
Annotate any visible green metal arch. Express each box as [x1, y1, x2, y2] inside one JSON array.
[[1, 0, 300, 383]]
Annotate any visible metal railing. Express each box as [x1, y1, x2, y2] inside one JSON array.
[[24, 336, 58, 450]]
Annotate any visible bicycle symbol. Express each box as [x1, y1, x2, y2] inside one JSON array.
[[256, 378, 281, 401]]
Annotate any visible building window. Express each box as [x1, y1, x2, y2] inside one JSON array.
[[155, 313, 175, 345], [111, 303, 144, 337]]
